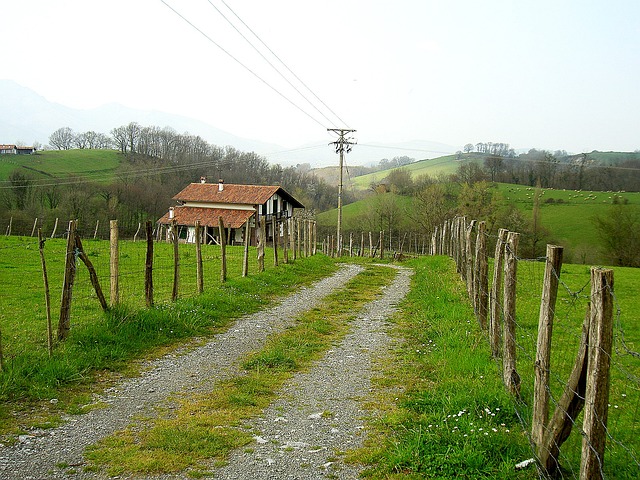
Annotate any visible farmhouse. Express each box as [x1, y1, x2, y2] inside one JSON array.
[[157, 178, 304, 245], [0, 144, 36, 155]]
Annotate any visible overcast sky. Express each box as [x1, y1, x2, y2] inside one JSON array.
[[2, 0, 639, 154]]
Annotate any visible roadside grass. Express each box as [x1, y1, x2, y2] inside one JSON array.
[[84, 265, 396, 477], [0, 237, 337, 438], [352, 255, 536, 479], [354, 255, 639, 479]]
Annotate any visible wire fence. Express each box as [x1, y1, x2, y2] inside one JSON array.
[[432, 217, 639, 479], [0, 217, 316, 364]]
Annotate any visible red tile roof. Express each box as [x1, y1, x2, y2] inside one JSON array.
[[157, 206, 254, 228], [173, 183, 304, 208]]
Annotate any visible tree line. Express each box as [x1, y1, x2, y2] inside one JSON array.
[[3, 123, 351, 238]]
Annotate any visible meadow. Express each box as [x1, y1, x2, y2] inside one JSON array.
[[0, 149, 121, 183]]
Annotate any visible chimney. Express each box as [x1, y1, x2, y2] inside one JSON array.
[[200, 176, 207, 184], [169, 207, 174, 219], [218, 179, 224, 192]]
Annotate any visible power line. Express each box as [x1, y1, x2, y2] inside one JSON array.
[[205, 0, 343, 129], [159, 0, 327, 130]]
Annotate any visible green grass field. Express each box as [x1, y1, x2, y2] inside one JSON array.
[[495, 184, 640, 263], [0, 149, 122, 183]]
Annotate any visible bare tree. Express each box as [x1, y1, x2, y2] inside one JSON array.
[[49, 127, 75, 150]]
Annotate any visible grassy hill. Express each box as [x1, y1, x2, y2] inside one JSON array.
[[0, 149, 122, 183], [348, 153, 485, 190]]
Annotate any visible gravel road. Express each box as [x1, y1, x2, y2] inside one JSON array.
[[0, 263, 412, 480]]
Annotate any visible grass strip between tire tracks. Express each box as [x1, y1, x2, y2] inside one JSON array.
[[83, 264, 396, 477]]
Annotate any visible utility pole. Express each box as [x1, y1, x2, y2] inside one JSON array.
[[328, 128, 356, 257]]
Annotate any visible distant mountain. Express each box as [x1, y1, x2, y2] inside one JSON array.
[[0, 79, 282, 154], [0, 79, 458, 166]]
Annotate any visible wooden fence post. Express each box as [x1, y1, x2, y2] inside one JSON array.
[[474, 221, 488, 329], [581, 268, 614, 480], [145, 220, 154, 307], [271, 217, 278, 266], [58, 220, 77, 340], [289, 217, 296, 261], [194, 220, 203, 294], [296, 218, 302, 259], [257, 217, 265, 273], [74, 232, 108, 311], [171, 220, 179, 301], [219, 217, 227, 282], [38, 229, 53, 356], [532, 245, 564, 455], [313, 221, 317, 255], [465, 220, 476, 299], [490, 228, 509, 358], [242, 216, 251, 277], [133, 222, 141, 242], [109, 220, 119, 306], [502, 231, 520, 397], [539, 304, 590, 476], [51, 217, 59, 239], [283, 216, 289, 263]]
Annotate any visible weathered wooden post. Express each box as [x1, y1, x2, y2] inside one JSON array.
[[109, 220, 119, 306], [257, 216, 265, 273], [272, 217, 279, 267], [58, 220, 77, 340], [171, 220, 179, 301], [490, 228, 509, 358], [74, 232, 108, 311], [195, 220, 203, 294], [532, 244, 564, 457], [289, 217, 296, 261], [242, 216, 251, 277], [38, 229, 53, 356], [581, 268, 614, 480], [296, 218, 302, 259], [51, 217, 59, 239], [539, 304, 590, 476], [219, 217, 227, 282], [465, 220, 476, 298], [145, 220, 154, 307], [474, 221, 488, 329], [283, 216, 289, 263], [502, 231, 520, 397], [369, 232, 374, 258]]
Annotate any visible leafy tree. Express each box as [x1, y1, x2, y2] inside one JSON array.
[[386, 167, 414, 194], [463, 143, 474, 153], [593, 204, 640, 267]]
